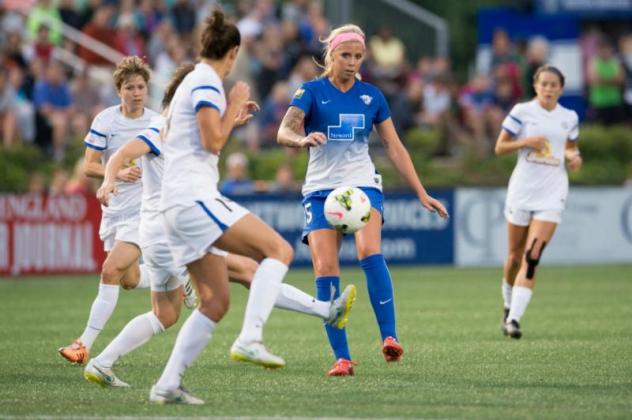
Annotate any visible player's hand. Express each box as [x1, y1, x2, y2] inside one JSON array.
[[420, 194, 449, 219], [235, 100, 259, 126], [568, 153, 582, 171], [96, 182, 116, 207], [117, 166, 142, 182], [228, 81, 251, 109], [525, 136, 547, 151], [298, 132, 327, 148]]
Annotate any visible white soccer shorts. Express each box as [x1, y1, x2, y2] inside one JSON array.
[[504, 207, 562, 226], [162, 196, 248, 267], [99, 210, 141, 252]]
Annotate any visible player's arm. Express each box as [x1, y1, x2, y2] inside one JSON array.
[[196, 81, 248, 154], [376, 117, 448, 219], [564, 139, 582, 171], [277, 106, 326, 147], [494, 130, 547, 155], [96, 139, 148, 206]]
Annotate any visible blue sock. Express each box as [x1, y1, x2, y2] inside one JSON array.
[[360, 254, 397, 341], [316, 276, 351, 360]]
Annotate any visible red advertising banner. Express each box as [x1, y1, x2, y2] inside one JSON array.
[[0, 193, 105, 276]]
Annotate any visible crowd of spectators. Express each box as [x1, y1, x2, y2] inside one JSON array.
[[1, 1, 631, 193]]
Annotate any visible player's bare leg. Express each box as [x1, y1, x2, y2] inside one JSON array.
[[501, 223, 529, 334]]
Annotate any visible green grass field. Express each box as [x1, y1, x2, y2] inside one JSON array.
[[1, 265, 631, 419]]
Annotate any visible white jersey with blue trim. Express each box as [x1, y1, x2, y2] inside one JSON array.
[[501, 99, 579, 211], [135, 114, 167, 247], [136, 114, 165, 220], [84, 105, 159, 216], [160, 62, 226, 210], [290, 78, 391, 195]]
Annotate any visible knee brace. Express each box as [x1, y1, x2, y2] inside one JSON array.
[[525, 238, 547, 280]]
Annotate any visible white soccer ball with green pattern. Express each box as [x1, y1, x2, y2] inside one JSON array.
[[324, 186, 371, 234]]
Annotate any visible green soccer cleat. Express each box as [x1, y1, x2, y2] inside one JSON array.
[[230, 340, 285, 369], [327, 284, 357, 329], [83, 359, 130, 388]]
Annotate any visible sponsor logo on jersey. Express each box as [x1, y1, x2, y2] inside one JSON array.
[[293, 88, 305, 99]]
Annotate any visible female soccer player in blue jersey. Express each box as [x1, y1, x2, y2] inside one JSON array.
[[278, 24, 449, 376]]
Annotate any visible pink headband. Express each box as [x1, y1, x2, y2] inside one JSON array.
[[330, 32, 365, 52]]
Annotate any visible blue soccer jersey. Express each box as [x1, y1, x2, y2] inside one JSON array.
[[290, 77, 391, 195]]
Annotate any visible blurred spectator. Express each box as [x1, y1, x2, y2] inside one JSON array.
[[78, 5, 116, 66], [27, 171, 46, 194], [114, 13, 146, 58], [459, 73, 494, 147], [58, 0, 84, 30], [256, 81, 291, 149], [71, 69, 104, 139], [254, 24, 286, 100], [369, 25, 406, 97], [618, 33, 632, 120], [587, 39, 625, 125], [33, 61, 73, 161], [220, 152, 255, 196], [171, 0, 196, 39], [135, 0, 165, 38], [49, 167, 69, 195], [26, 0, 62, 45], [421, 75, 452, 127], [4, 31, 29, 70], [8, 67, 35, 143], [267, 163, 300, 193], [0, 67, 18, 147], [390, 77, 423, 134], [30, 24, 54, 64], [147, 19, 175, 67], [489, 29, 523, 100], [65, 158, 97, 195], [287, 54, 319, 94], [524, 36, 549, 98]]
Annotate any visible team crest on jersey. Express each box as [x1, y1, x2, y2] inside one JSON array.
[[293, 88, 305, 99], [360, 94, 373, 105]]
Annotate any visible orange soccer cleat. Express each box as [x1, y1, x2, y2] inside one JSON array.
[[58, 339, 89, 365], [382, 336, 403, 362], [327, 358, 356, 376]]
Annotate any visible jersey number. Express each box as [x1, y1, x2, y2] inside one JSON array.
[[328, 114, 365, 142]]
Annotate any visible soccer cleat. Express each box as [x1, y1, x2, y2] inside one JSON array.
[[382, 336, 404, 362], [327, 284, 357, 329], [149, 385, 204, 405], [83, 359, 130, 388], [501, 307, 510, 336], [327, 358, 356, 376], [182, 276, 198, 309], [58, 339, 89, 365], [230, 340, 285, 369], [505, 319, 522, 339]]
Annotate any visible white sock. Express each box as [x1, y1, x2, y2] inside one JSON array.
[[134, 264, 151, 289], [155, 309, 215, 391], [507, 286, 533, 323], [94, 311, 164, 368], [79, 283, 120, 350], [502, 278, 513, 309], [237, 258, 287, 344], [274, 283, 329, 320]]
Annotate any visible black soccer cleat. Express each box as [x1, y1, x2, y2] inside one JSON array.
[[505, 320, 522, 339]]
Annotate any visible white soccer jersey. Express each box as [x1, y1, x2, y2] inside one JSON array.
[[136, 114, 166, 247], [160, 62, 226, 210], [84, 105, 159, 216], [502, 100, 579, 211]]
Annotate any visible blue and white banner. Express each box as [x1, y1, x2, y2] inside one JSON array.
[[454, 187, 632, 266], [229, 191, 455, 267]]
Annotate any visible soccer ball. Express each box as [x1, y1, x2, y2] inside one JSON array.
[[324, 186, 371, 234]]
